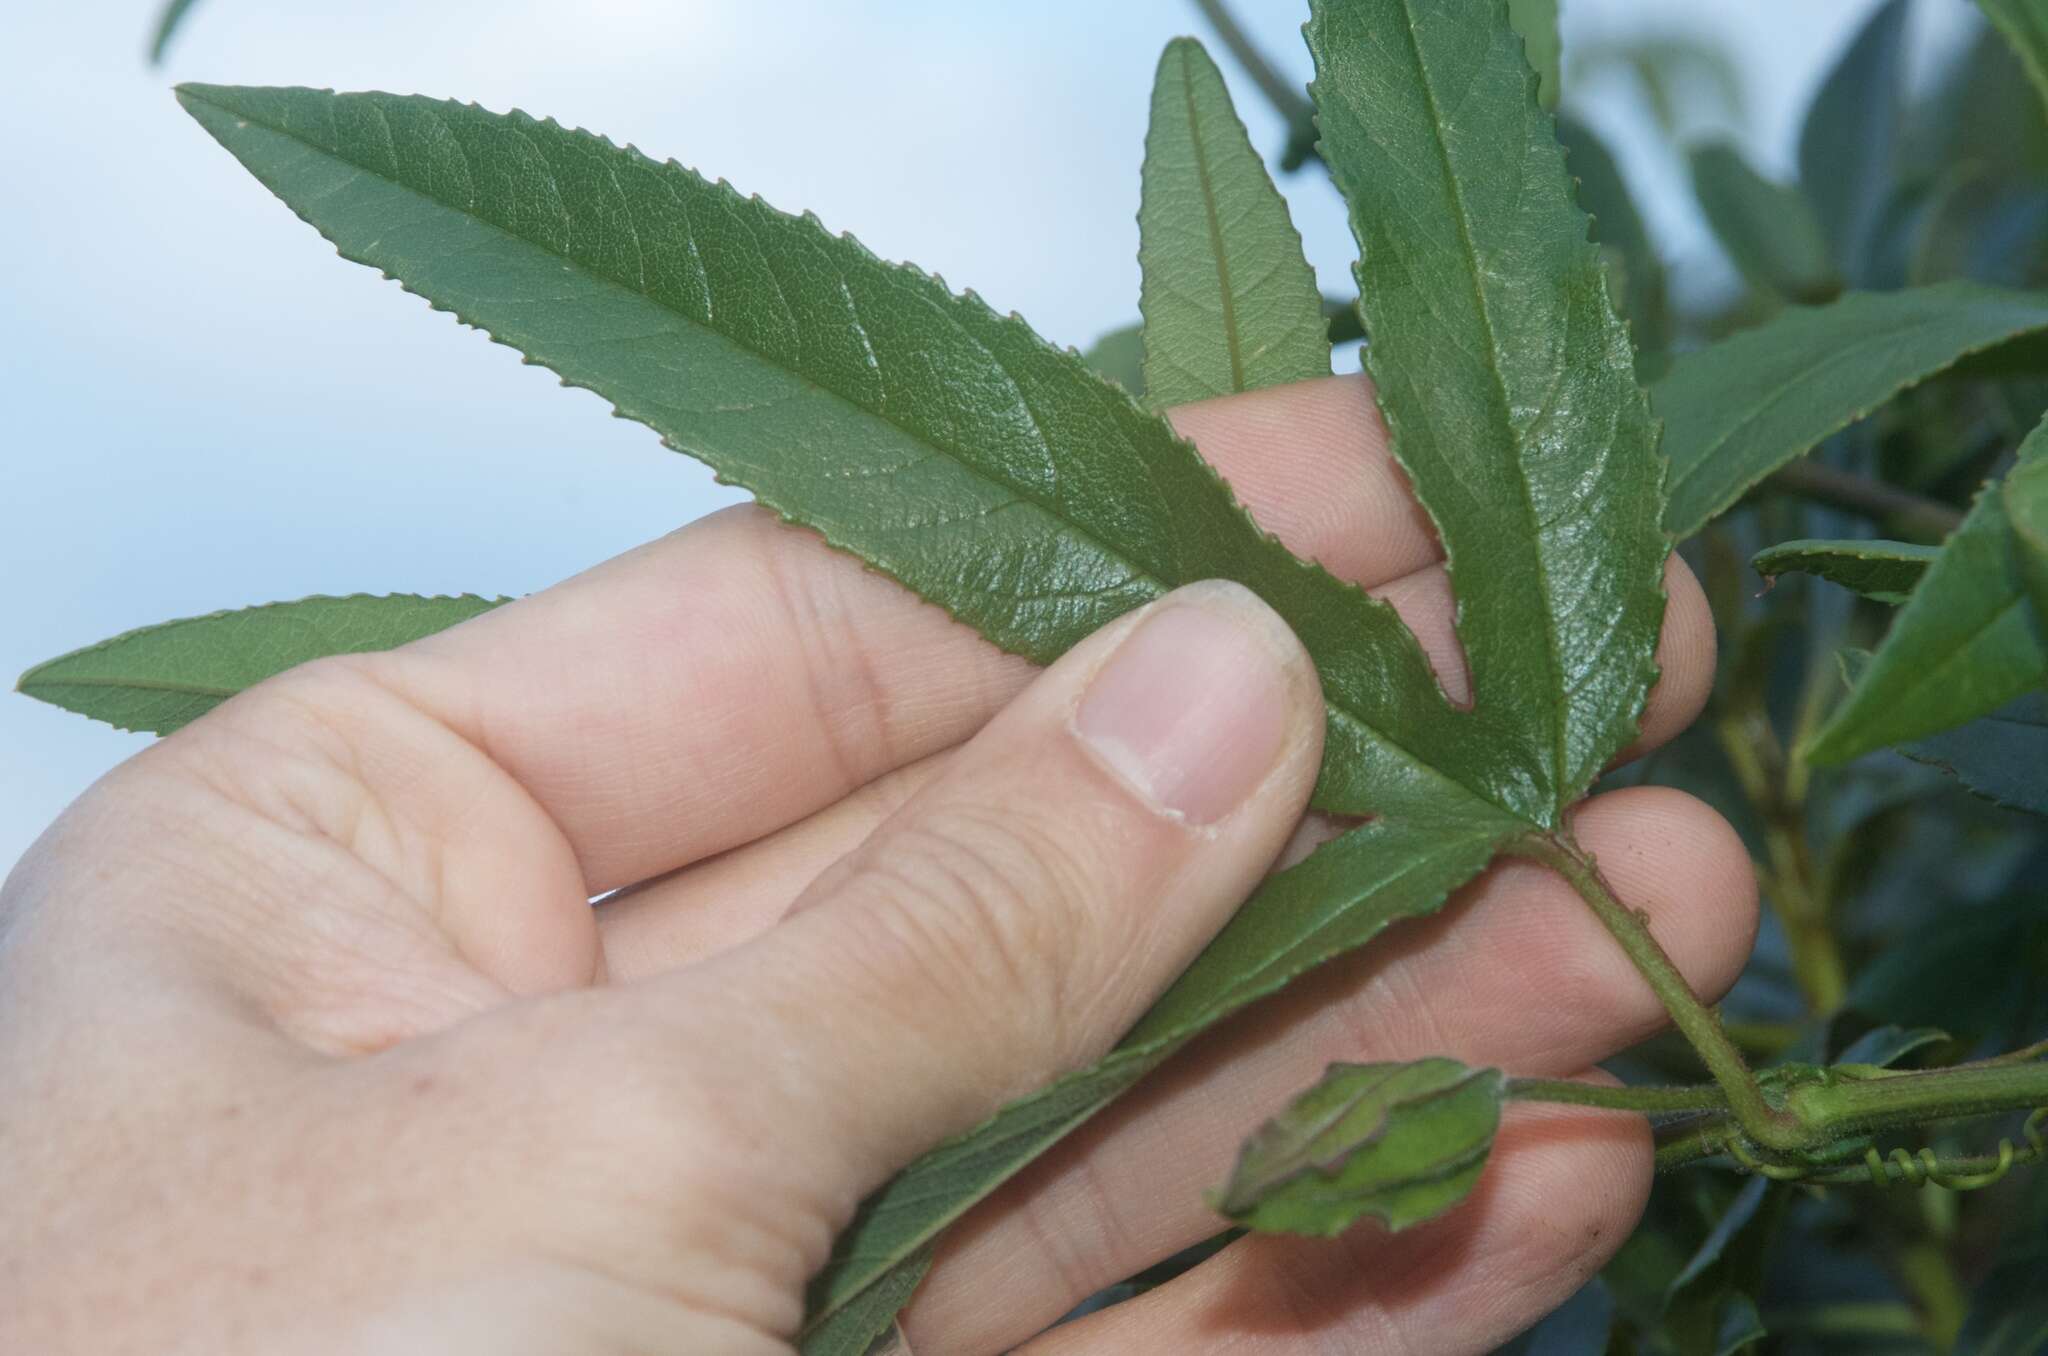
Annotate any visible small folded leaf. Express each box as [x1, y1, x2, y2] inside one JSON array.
[[1751, 538, 1937, 604], [1657, 283, 2048, 538], [1978, 0, 2048, 122], [1807, 426, 2048, 765], [1139, 38, 1328, 405], [18, 593, 506, 735], [1688, 142, 1837, 303], [1214, 1059, 1505, 1237], [1798, 0, 1908, 282]]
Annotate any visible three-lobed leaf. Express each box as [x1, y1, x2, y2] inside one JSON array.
[[174, 0, 1670, 1337], [18, 593, 504, 735], [1656, 283, 2048, 539], [1212, 1058, 1504, 1237], [1807, 423, 2048, 765], [1138, 38, 1328, 406], [1751, 538, 1937, 605]]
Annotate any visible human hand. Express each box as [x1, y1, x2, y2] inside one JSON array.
[[0, 376, 1749, 1354]]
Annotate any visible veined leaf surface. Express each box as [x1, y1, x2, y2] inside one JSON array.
[[1306, 0, 1669, 821], [178, 9, 1666, 1334], [1656, 284, 2048, 538], [1138, 38, 1328, 405], [1751, 538, 1937, 604], [1807, 425, 2048, 765], [18, 593, 505, 735]]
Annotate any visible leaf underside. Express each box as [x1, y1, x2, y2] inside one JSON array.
[[1655, 283, 2048, 539], [175, 2, 1668, 1335], [1808, 424, 2048, 764], [1138, 38, 1328, 405], [1751, 538, 1937, 605], [18, 593, 505, 735]]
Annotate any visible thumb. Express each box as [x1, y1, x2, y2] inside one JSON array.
[[671, 579, 1324, 1197]]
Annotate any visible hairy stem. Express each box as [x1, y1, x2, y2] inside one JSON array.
[[1788, 1064, 2048, 1138], [1520, 833, 1808, 1150], [1764, 461, 1964, 540], [1507, 1078, 1729, 1113]]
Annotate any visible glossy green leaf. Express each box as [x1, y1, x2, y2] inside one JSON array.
[[178, 21, 1665, 1337], [1750, 538, 1937, 604], [2005, 447, 2048, 622], [1507, 0, 1561, 111], [1807, 427, 2048, 765], [1308, 0, 1669, 817], [18, 593, 505, 735], [1139, 38, 1328, 405], [1979, 0, 2048, 123], [1214, 1058, 1504, 1236], [1657, 283, 2048, 538], [1798, 0, 1907, 281], [1687, 142, 1837, 304], [148, 0, 202, 64]]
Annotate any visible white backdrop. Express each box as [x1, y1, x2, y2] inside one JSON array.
[[0, 0, 1956, 871]]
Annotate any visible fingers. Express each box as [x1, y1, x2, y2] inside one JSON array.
[[353, 373, 1687, 894], [624, 582, 1326, 1203], [593, 552, 1714, 981], [1014, 1098, 1650, 1356], [897, 786, 1755, 1353]]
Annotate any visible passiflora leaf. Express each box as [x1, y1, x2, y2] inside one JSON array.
[[1213, 1058, 1504, 1237], [177, 3, 1666, 1332], [1139, 38, 1328, 405], [1656, 283, 2048, 539], [148, 0, 202, 64], [2005, 448, 2048, 622], [1798, 0, 1908, 282], [1750, 538, 1937, 604], [18, 593, 505, 735], [1806, 425, 2048, 765], [1687, 142, 1837, 304], [1979, 0, 2048, 122], [1307, 0, 1669, 821]]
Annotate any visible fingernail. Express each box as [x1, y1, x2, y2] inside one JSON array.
[[1073, 582, 1300, 826]]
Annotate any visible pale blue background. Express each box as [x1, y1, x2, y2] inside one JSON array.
[[0, 0, 1967, 872]]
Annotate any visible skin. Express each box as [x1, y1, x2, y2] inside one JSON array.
[[0, 375, 1753, 1355]]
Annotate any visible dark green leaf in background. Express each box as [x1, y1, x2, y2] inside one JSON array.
[[1080, 322, 1146, 399], [1212, 1058, 1504, 1236], [18, 593, 505, 735], [2004, 446, 2048, 620], [1807, 424, 2048, 765], [1798, 0, 1908, 282], [1979, 0, 2048, 123], [1139, 38, 1329, 406], [1656, 283, 2048, 538], [1750, 538, 1937, 604], [1897, 691, 2048, 816], [1688, 142, 1838, 304]]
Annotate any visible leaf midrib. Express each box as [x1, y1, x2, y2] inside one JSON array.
[[189, 86, 1520, 829], [20, 674, 239, 698], [1386, 1, 1568, 798], [1177, 42, 1248, 392]]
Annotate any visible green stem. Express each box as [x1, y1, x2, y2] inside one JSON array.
[[1764, 461, 1964, 541], [1789, 1063, 2048, 1138], [1520, 833, 1809, 1150], [1507, 1078, 1729, 1114]]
